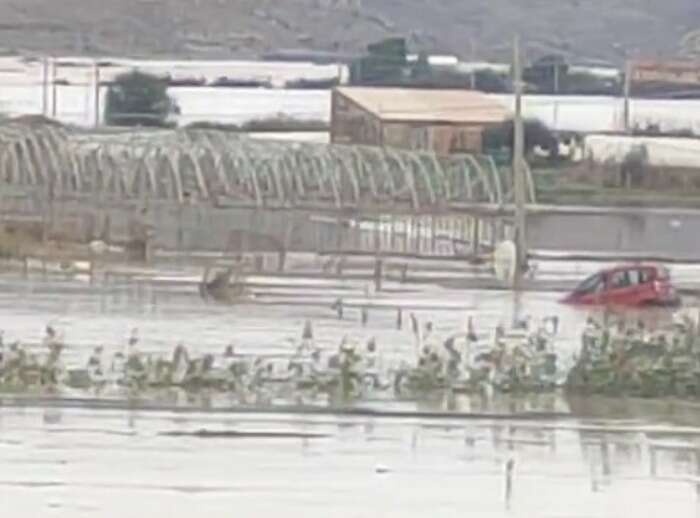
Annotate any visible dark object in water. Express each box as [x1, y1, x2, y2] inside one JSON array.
[[160, 429, 329, 439], [199, 267, 251, 303]]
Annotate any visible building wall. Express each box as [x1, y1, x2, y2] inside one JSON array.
[[630, 61, 700, 87], [381, 122, 484, 154], [330, 90, 382, 146], [331, 90, 488, 154]]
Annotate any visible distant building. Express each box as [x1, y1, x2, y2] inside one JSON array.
[[330, 87, 510, 154], [629, 60, 700, 96]]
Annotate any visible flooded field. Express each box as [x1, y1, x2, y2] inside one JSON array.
[[0, 277, 605, 372], [3, 276, 700, 517]]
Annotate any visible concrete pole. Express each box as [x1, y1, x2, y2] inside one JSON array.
[[512, 35, 528, 287], [41, 58, 49, 117], [93, 60, 101, 128], [469, 36, 477, 90], [623, 60, 632, 134], [50, 57, 57, 119]]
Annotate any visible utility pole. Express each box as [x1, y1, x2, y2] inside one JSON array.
[[50, 57, 57, 119], [469, 36, 477, 90], [623, 59, 632, 133], [93, 60, 101, 128], [512, 35, 528, 288], [41, 57, 49, 117]]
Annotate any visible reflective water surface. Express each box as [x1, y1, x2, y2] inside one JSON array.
[[1, 278, 700, 517], [3, 403, 700, 518]]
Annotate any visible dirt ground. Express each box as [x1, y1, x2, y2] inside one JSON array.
[[0, 0, 696, 63]]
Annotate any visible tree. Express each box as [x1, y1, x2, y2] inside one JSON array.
[[483, 118, 558, 157], [105, 71, 179, 127], [620, 144, 649, 188], [350, 37, 408, 85], [523, 54, 569, 94], [472, 69, 509, 93], [410, 52, 432, 80]]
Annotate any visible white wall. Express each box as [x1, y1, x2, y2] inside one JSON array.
[[584, 134, 700, 168]]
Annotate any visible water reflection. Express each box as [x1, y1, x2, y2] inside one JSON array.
[[5, 404, 700, 517]]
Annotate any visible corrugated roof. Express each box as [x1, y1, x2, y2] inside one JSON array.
[[335, 87, 510, 124]]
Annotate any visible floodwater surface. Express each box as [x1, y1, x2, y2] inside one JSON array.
[[1, 278, 699, 517], [2, 405, 700, 518]]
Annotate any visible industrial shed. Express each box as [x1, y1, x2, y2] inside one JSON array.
[[331, 87, 510, 154]]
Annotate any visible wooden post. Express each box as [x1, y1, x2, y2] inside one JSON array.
[[390, 214, 397, 251], [89, 257, 96, 285], [471, 217, 480, 255], [177, 202, 185, 265], [373, 258, 383, 292], [402, 218, 409, 253], [335, 215, 343, 255], [254, 254, 264, 272], [335, 299, 344, 319], [279, 216, 294, 272], [504, 458, 515, 510], [373, 219, 382, 292]]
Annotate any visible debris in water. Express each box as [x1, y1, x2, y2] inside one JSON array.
[[160, 429, 329, 439], [374, 463, 390, 474], [504, 457, 515, 508]]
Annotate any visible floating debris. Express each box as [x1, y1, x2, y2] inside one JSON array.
[[160, 429, 329, 439]]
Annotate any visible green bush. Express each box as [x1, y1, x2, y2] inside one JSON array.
[[105, 71, 179, 127]]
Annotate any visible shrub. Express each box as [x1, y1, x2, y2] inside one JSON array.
[[105, 71, 179, 127]]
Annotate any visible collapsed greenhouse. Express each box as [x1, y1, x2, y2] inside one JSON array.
[[0, 117, 531, 254]]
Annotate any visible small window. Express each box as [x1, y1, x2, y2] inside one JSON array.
[[574, 273, 604, 294], [627, 269, 641, 285], [639, 269, 652, 284], [609, 270, 631, 289]]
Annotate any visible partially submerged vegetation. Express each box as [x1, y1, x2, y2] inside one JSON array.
[[2, 309, 700, 405], [567, 314, 700, 399]]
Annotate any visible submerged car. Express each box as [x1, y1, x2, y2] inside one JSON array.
[[562, 264, 680, 307]]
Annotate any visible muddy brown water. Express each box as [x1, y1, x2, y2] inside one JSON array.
[[2, 278, 700, 517]]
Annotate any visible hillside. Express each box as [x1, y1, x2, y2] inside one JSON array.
[[0, 0, 698, 63]]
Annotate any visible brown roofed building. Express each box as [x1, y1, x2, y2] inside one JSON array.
[[331, 87, 510, 154]]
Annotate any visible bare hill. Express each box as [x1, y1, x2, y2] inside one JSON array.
[[0, 0, 698, 63]]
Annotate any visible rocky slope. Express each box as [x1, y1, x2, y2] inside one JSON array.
[[0, 0, 697, 63]]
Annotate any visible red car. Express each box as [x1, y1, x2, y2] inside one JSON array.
[[562, 264, 680, 307]]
